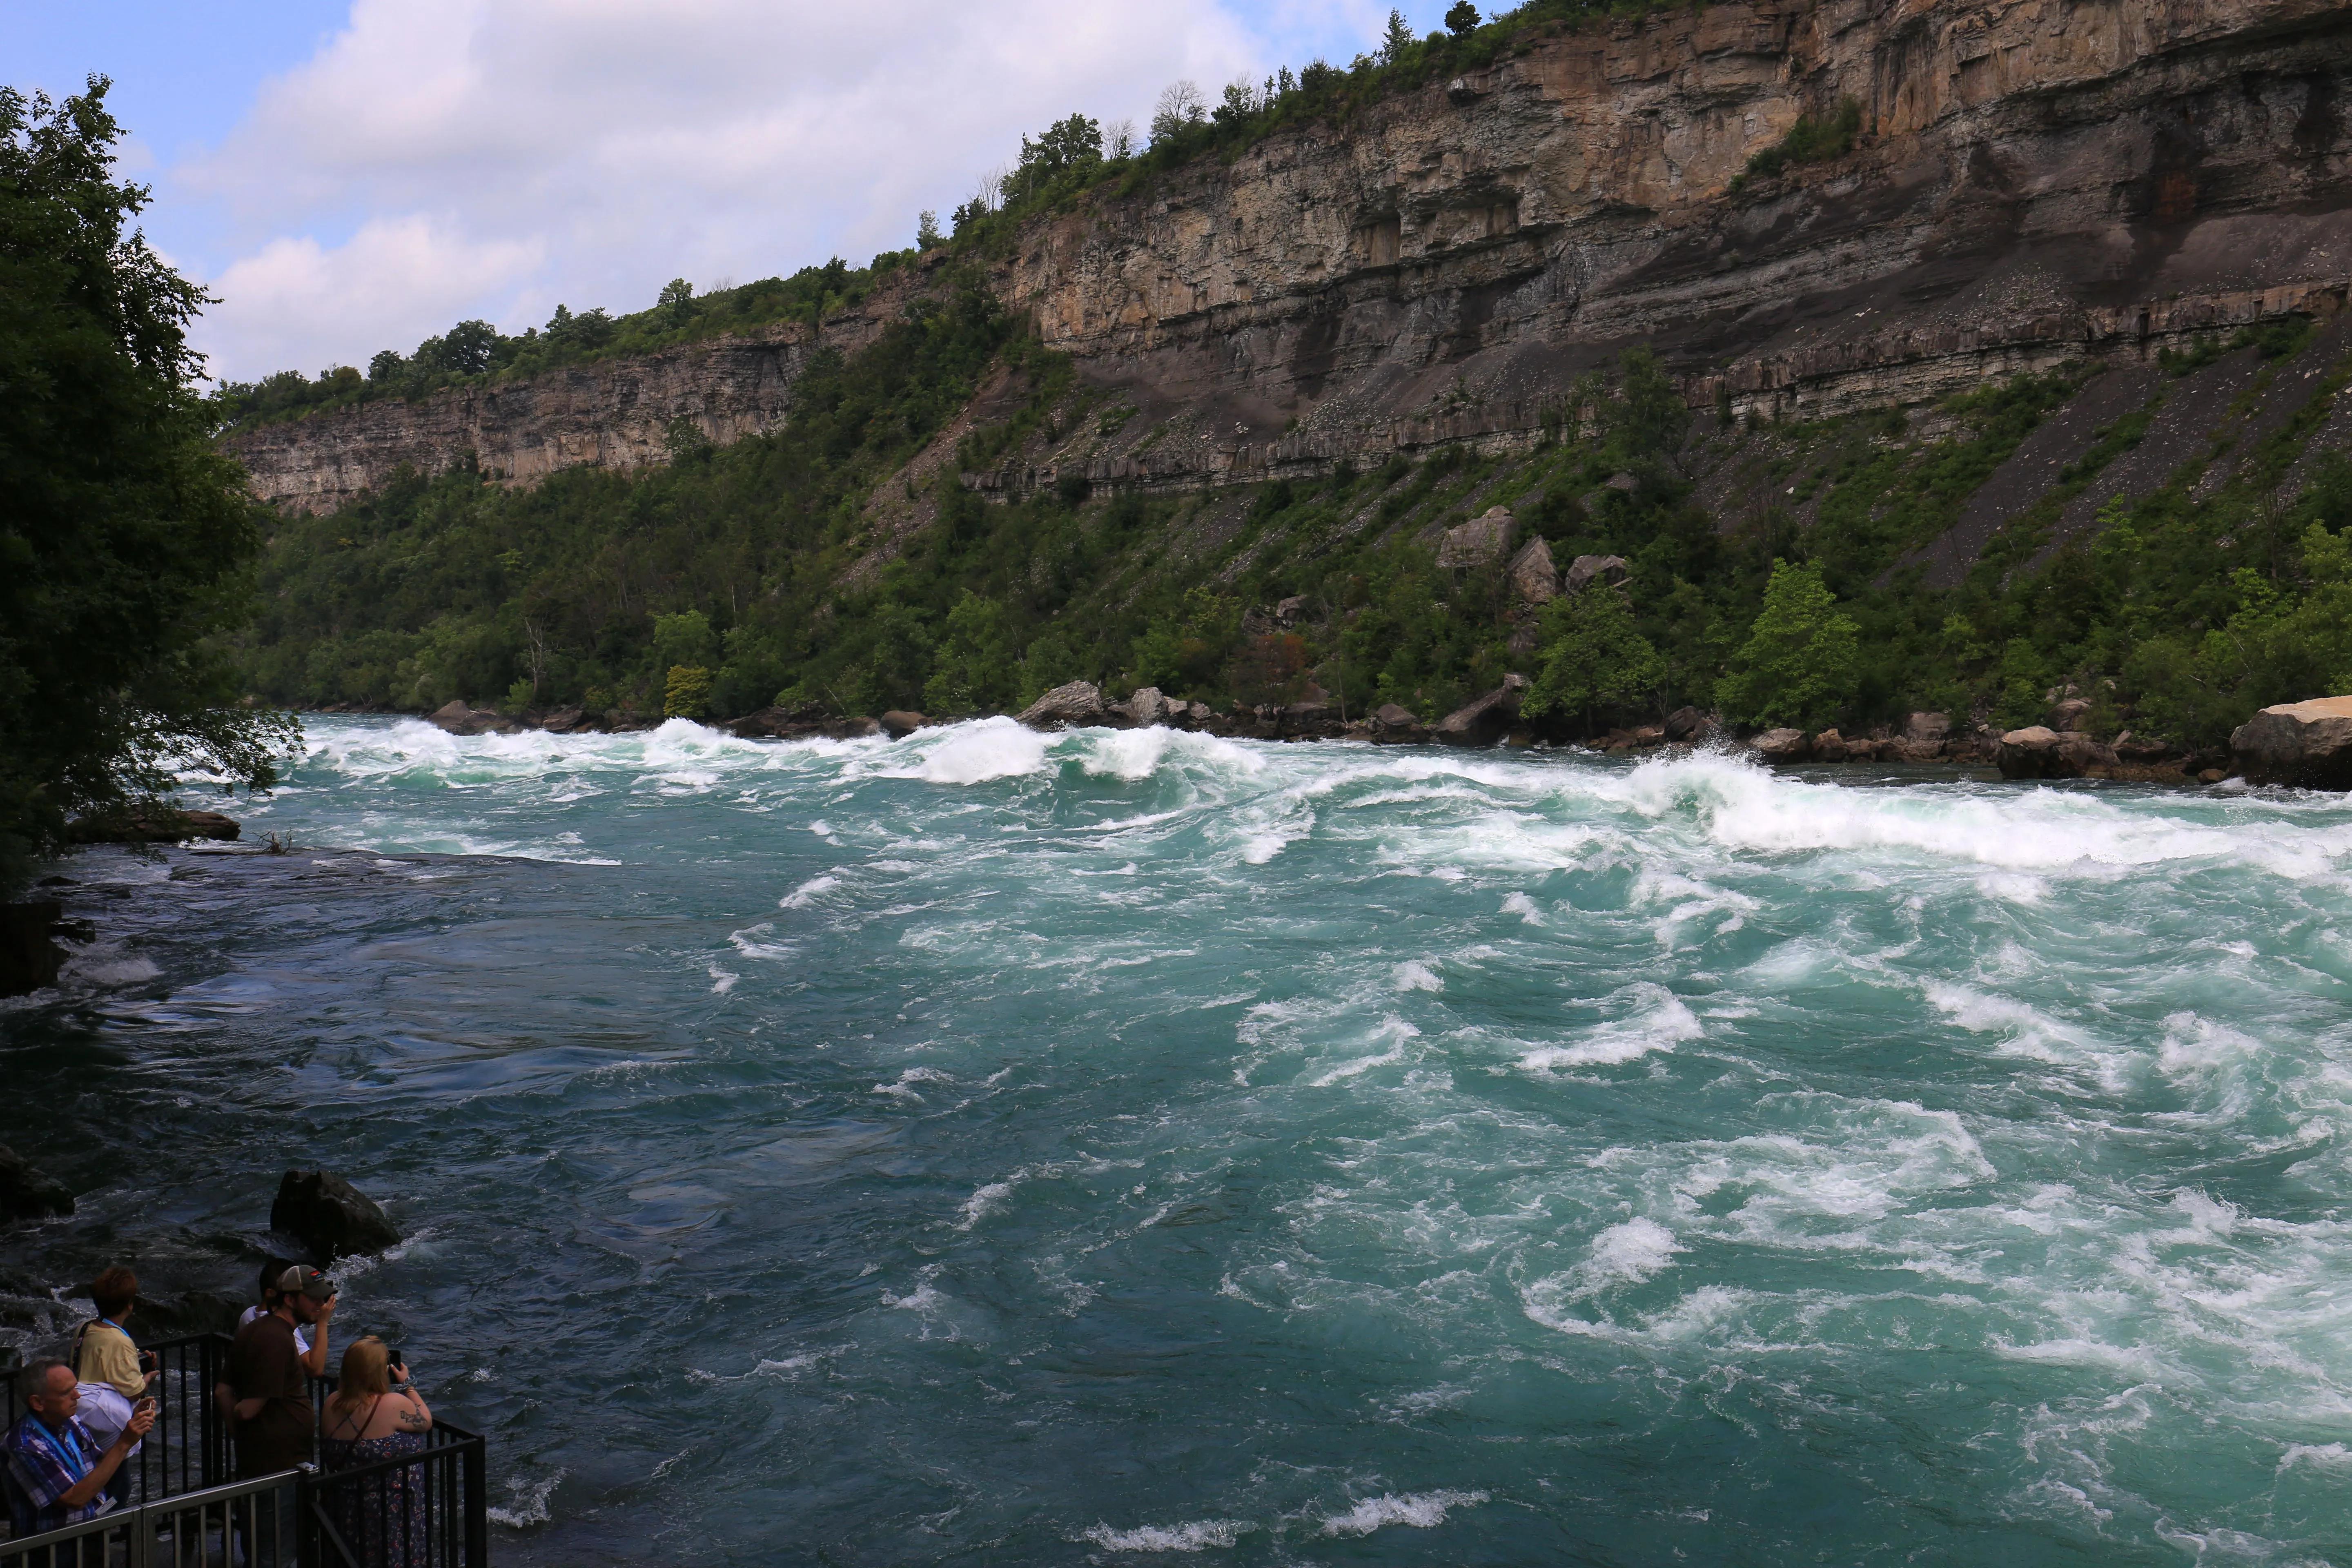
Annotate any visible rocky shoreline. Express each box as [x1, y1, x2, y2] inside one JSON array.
[[397, 682, 2250, 783]]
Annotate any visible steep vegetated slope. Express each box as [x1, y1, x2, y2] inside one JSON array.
[[232, 0, 2352, 751]]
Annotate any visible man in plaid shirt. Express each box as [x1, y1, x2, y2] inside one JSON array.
[[3, 1361, 153, 1539]]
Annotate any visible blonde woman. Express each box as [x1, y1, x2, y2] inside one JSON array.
[[318, 1338, 432, 1568]]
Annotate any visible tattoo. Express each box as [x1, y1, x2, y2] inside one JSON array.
[[397, 1407, 430, 1432]]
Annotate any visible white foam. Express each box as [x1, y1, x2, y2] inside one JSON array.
[[780, 873, 842, 909], [1079, 1519, 1248, 1552], [1521, 988, 1702, 1071], [1392, 961, 1444, 993], [486, 1470, 564, 1529], [912, 718, 1049, 784], [1319, 1490, 1488, 1537]]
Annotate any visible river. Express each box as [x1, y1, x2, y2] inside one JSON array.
[[5, 715, 2352, 1564]]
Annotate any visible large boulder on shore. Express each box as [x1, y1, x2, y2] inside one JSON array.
[[878, 710, 927, 739], [1997, 727, 2116, 780], [2231, 696, 2352, 788], [0, 1145, 74, 1225], [272, 1170, 401, 1261], [427, 699, 521, 736], [1017, 681, 1109, 730], [1435, 674, 1530, 746], [1121, 687, 1182, 726], [1751, 728, 1810, 762]]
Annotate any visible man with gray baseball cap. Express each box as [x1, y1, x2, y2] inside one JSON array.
[[226, 1266, 334, 1479]]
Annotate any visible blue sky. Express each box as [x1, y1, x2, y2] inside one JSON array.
[[9, 0, 1434, 382]]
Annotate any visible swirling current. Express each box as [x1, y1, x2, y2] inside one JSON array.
[[7, 715, 2352, 1564]]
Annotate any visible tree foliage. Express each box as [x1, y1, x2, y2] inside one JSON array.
[[1716, 560, 1860, 731], [0, 77, 294, 893]]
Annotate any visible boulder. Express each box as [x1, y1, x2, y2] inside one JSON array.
[[1371, 703, 1422, 731], [1904, 712, 1952, 744], [271, 1169, 401, 1261], [1811, 729, 1851, 762], [2230, 696, 2352, 788], [426, 699, 520, 736], [1564, 554, 1632, 596], [1435, 674, 1530, 746], [879, 710, 927, 739], [1663, 706, 1713, 742], [1122, 687, 1180, 726], [1998, 727, 2117, 780], [1274, 595, 1309, 627], [1016, 681, 1109, 730], [0, 903, 67, 998], [66, 808, 240, 844], [1436, 508, 1517, 569], [2049, 697, 2094, 731], [536, 706, 588, 734], [0, 1145, 73, 1225], [1752, 728, 1811, 762], [1886, 738, 1947, 763], [1508, 537, 1559, 605]]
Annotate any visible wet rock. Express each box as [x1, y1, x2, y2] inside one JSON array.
[[1564, 554, 1632, 596], [0, 1145, 74, 1226], [1436, 674, 1530, 746], [1371, 703, 1422, 733], [1436, 508, 1518, 569], [426, 699, 520, 736], [1121, 687, 1181, 726], [879, 710, 927, 739], [1751, 728, 1810, 762], [65, 809, 240, 844], [1998, 726, 2117, 779], [0, 903, 67, 999], [1811, 729, 1851, 762], [2200, 767, 2230, 784], [271, 1170, 401, 1261], [2230, 695, 2352, 788], [1508, 537, 1559, 605], [1017, 681, 1109, 730], [535, 706, 588, 734], [1663, 706, 1713, 742], [1885, 737, 1948, 762]]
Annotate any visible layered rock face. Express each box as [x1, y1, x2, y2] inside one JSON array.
[[1013, 0, 2352, 488], [229, 292, 909, 514], [231, 0, 2352, 510]]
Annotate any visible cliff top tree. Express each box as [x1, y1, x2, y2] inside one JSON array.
[[1380, 9, 1416, 65], [1445, 2, 1482, 36], [0, 76, 295, 895]]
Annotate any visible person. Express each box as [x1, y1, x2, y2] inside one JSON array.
[[2, 1361, 154, 1542], [236, 1260, 333, 1376], [71, 1266, 158, 1508], [226, 1265, 332, 1479], [317, 1338, 432, 1568]]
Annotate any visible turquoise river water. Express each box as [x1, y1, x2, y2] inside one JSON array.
[[7, 715, 2352, 1564]]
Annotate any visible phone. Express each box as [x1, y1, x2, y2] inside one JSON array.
[[382, 1347, 403, 1371]]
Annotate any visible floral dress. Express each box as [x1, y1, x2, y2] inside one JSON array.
[[318, 1399, 430, 1568]]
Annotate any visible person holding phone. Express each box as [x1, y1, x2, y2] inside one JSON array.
[[320, 1338, 433, 1568], [2, 1361, 156, 1539], [72, 1267, 158, 1508]]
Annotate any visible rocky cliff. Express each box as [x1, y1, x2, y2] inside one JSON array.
[[231, 0, 2352, 511]]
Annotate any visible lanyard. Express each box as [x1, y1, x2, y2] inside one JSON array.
[[25, 1418, 91, 1484]]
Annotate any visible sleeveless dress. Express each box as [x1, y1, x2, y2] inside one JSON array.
[[318, 1399, 430, 1568]]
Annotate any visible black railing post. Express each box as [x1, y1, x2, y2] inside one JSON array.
[[295, 1463, 319, 1568], [462, 1435, 488, 1568]]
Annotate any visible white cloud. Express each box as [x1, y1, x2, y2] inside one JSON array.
[[180, 0, 1396, 381], [198, 216, 543, 379]]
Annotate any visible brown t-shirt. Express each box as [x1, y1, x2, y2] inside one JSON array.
[[228, 1312, 312, 1476]]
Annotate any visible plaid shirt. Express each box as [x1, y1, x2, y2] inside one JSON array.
[[3, 1412, 103, 1538]]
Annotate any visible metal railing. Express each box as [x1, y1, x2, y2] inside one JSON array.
[[3, 1334, 488, 1568], [0, 1466, 301, 1568]]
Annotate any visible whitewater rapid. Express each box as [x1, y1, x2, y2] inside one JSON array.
[[15, 715, 2352, 1564]]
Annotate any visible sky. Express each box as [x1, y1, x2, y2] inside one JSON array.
[[8, 0, 1437, 384]]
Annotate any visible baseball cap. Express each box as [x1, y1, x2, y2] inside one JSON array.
[[276, 1265, 336, 1301]]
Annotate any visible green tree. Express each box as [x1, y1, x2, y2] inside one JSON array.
[[652, 610, 720, 673], [0, 76, 295, 893], [916, 210, 943, 250], [922, 591, 1016, 714], [1522, 585, 1662, 733], [1381, 9, 1416, 64], [1716, 559, 1859, 731], [664, 664, 714, 718], [657, 277, 695, 327], [1445, 1, 1481, 36]]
